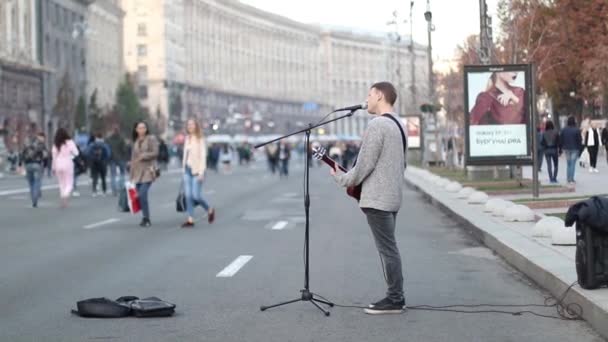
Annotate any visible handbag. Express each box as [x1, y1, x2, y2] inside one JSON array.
[[73, 149, 88, 175]]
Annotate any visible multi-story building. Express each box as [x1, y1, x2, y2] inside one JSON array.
[[123, 0, 430, 137], [0, 0, 45, 149], [40, 0, 93, 134], [85, 0, 124, 111]]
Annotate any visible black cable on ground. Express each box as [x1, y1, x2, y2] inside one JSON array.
[[314, 281, 583, 321]]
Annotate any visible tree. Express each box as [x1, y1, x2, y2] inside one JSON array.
[[115, 74, 145, 137], [496, 0, 608, 118], [53, 72, 75, 131], [89, 89, 105, 134], [75, 95, 86, 132]]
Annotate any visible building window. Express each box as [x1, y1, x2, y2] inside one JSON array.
[[138, 65, 148, 81], [137, 23, 147, 36], [138, 85, 148, 99], [137, 44, 147, 57]]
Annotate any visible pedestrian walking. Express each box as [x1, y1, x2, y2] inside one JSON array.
[[536, 127, 544, 172], [19, 132, 49, 208], [601, 124, 608, 165], [278, 141, 291, 178], [129, 121, 159, 227], [541, 120, 560, 183], [220, 144, 233, 174], [106, 126, 128, 196], [560, 116, 582, 185], [51, 128, 79, 208], [157, 138, 170, 171], [87, 132, 111, 196], [331, 82, 407, 315], [180, 118, 216, 228], [265, 143, 279, 174], [584, 121, 602, 173]]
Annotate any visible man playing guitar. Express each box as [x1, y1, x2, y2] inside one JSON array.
[[331, 82, 407, 315]]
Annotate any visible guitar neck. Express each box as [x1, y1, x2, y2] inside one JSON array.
[[320, 155, 348, 173]]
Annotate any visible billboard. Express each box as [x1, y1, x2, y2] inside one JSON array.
[[464, 64, 533, 166], [401, 115, 421, 149]]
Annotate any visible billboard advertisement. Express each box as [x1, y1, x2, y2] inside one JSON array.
[[464, 64, 533, 165], [401, 115, 421, 149]]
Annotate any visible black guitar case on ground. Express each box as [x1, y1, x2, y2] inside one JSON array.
[[576, 222, 608, 289]]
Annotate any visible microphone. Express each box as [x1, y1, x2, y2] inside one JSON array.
[[332, 102, 368, 113]]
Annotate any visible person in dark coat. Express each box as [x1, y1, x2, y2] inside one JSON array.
[[560, 116, 582, 184], [541, 120, 560, 183], [584, 122, 602, 173]]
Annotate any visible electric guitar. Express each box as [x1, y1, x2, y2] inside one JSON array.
[[312, 146, 362, 202]]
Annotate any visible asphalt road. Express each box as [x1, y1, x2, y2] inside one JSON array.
[[0, 160, 604, 342]]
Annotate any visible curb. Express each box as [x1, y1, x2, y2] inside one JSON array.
[[404, 172, 608, 339]]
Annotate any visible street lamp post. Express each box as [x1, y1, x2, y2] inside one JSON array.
[[424, 0, 439, 164], [386, 11, 407, 116], [409, 1, 417, 113], [72, 21, 89, 133]]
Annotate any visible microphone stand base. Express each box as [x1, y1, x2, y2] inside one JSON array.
[[260, 289, 334, 317]]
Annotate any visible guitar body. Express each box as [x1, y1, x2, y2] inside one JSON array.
[[312, 147, 361, 202]]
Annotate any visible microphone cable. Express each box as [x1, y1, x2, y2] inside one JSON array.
[[313, 281, 583, 321]]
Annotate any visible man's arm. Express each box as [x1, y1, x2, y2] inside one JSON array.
[[333, 121, 383, 187]]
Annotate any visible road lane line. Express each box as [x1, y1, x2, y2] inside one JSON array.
[[216, 255, 253, 277], [271, 221, 288, 230], [83, 218, 120, 229], [0, 181, 90, 197]]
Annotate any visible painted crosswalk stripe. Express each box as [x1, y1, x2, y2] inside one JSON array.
[[272, 221, 288, 230], [216, 255, 253, 278], [83, 218, 120, 229]]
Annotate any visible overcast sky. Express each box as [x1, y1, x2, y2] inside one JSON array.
[[240, 0, 499, 71]]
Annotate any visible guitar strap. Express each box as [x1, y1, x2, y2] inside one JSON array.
[[351, 114, 408, 169], [382, 113, 408, 168]]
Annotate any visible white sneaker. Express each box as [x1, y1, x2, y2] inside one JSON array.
[[594, 168, 600, 173], [589, 168, 594, 173]]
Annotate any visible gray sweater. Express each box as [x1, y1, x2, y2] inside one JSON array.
[[333, 115, 406, 212]]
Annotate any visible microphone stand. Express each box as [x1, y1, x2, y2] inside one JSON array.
[[255, 109, 358, 316]]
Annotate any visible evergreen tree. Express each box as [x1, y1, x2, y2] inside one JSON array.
[[115, 74, 145, 137]]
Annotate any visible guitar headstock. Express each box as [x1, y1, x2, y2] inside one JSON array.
[[312, 146, 326, 160]]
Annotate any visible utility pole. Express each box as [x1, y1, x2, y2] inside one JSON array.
[[424, 0, 434, 102], [424, 0, 439, 164], [386, 11, 406, 115], [409, 1, 417, 113], [479, 0, 493, 65]]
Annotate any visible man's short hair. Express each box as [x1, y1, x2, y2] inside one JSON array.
[[371, 82, 397, 106]]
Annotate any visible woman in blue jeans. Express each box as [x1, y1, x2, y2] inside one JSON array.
[[181, 118, 216, 228], [129, 121, 159, 227], [560, 116, 582, 184]]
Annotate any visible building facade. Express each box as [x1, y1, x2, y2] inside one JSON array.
[[123, 0, 429, 137], [40, 0, 93, 134], [85, 0, 124, 112], [0, 0, 44, 149]]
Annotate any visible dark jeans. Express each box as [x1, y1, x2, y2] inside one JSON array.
[[25, 163, 42, 206], [545, 148, 558, 182], [109, 160, 126, 194], [136, 182, 152, 219], [537, 148, 544, 171], [588, 146, 599, 168], [91, 162, 107, 194], [362, 208, 404, 303], [280, 159, 289, 177]]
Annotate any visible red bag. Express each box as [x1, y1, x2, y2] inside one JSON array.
[[126, 182, 141, 214]]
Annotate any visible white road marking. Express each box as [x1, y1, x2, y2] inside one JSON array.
[[0, 181, 90, 197], [216, 255, 253, 277], [206, 190, 216, 195], [271, 221, 288, 230], [83, 218, 120, 229]]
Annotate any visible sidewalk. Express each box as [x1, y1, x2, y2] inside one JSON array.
[[405, 167, 608, 340]]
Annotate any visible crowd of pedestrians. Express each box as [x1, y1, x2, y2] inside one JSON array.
[[11, 118, 224, 229], [536, 116, 608, 185]]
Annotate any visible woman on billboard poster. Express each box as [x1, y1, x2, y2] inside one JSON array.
[[470, 72, 526, 125]]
